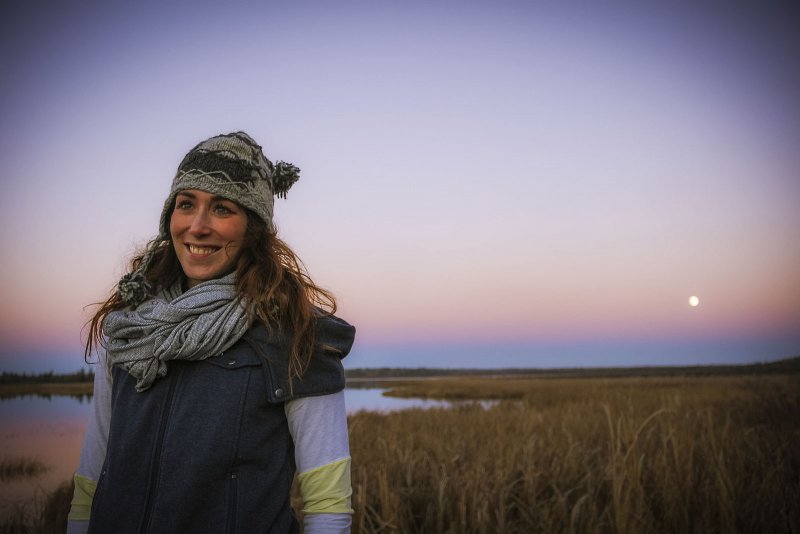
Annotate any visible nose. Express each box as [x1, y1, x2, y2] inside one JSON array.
[[188, 210, 211, 235]]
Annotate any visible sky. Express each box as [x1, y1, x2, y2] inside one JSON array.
[[1, 0, 798, 372]]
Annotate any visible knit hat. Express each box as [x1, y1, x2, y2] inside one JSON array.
[[117, 131, 300, 307]]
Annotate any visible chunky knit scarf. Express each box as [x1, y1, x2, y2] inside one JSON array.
[[104, 273, 251, 392]]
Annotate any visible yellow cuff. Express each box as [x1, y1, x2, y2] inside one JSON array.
[[297, 457, 353, 514], [68, 473, 97, 521]]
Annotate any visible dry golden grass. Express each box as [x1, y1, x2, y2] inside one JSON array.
[[347, 374, 800, 533], [8, 373, 798, 532], [0, 457, 49, 483], [0, 480, 72, 534]]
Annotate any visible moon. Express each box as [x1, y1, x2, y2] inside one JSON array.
[[688, 296, 700, 307]]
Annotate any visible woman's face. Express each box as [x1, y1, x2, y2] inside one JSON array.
[[169, 189, 248, 289]]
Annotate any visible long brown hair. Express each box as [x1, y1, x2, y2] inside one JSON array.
[[85, 206, 336, 381]]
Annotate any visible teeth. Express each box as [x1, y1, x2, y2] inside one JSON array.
[[188, 245, 217, 255]]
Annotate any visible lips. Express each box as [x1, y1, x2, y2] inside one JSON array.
[[187, 244, 220, 256]]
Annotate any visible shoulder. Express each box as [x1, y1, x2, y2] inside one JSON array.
[[242, 313, 356, 401], [313, 312, 357, 356], [242, 312, 356, 359]]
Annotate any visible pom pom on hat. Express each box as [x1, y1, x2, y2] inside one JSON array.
[[272, 161, 300, 198]]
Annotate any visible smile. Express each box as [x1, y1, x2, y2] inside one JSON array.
[[187, 244, 220, 256]]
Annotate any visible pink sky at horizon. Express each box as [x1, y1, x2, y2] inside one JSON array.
[[1, 0, 799, 371]]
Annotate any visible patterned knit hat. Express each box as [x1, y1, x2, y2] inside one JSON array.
[[117, 131, 300, 307]]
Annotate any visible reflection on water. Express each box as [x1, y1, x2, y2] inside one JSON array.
[[0, 388, 487, 509], [0, 392, 93, 403], [0, 396, 87, 508], [346, 388, 455, 413]]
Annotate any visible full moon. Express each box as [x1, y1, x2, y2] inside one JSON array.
[[688, 296, 700, 307]]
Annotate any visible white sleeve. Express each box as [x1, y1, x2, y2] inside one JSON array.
[[67, 355, 113, 532], [78, 356, 113, 480], [285, 390, 352, 534]]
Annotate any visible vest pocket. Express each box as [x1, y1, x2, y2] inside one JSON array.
[[227, 473, 238, 533], [203, 346, 262, 370]]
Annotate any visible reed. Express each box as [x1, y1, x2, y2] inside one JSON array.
[[7, 373, 798, 533], [0, 457, 49, 483], [0, 480, 72, 534], [348, 374, 800, 533]]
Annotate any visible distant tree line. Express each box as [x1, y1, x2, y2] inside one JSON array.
[[0, 369, 94, 384], [344, 355, 800, 380]]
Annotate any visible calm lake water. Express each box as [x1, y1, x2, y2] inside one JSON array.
[[0, 388, 458, 507]]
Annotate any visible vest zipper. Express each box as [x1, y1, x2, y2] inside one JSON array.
[[227, 473, 238, 533], [139, 366, 181, 533]]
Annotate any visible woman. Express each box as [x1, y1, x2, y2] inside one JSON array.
[[67, 132, 356, 533]]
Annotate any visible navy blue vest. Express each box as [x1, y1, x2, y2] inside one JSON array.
[[88, 315, 355, 534]]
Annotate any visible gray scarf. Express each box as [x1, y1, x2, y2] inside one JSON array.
[[104, 273, 251, 392]]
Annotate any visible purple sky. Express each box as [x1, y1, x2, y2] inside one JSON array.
[[1, 1, 798, 372]]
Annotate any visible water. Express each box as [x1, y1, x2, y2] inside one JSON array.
[[346, 388, 454, 412], [0, 388, 470, 506], [0, 395, 89, 507]]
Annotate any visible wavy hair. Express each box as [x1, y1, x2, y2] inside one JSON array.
[[85, 206, 337, 382]]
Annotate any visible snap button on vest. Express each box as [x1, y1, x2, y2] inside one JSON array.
[[274, 388, 284, 398]]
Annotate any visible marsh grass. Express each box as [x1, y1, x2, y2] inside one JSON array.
[[348, 374, 799, 533], [7, 374, 798, 533], [0, 458, 49, 483], [0, 480, 72, 534]]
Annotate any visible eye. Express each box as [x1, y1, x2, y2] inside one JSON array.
[[175, 198, 193, 210], [213, 203, 235, 215]]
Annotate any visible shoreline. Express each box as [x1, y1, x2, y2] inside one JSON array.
[[1, 355, 797, 399]]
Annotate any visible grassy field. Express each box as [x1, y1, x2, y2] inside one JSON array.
[[0, 480, 72, 534], [346, 373, 799, 533], [0, 457, 49, 483], [4, 368, 798, 533]]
